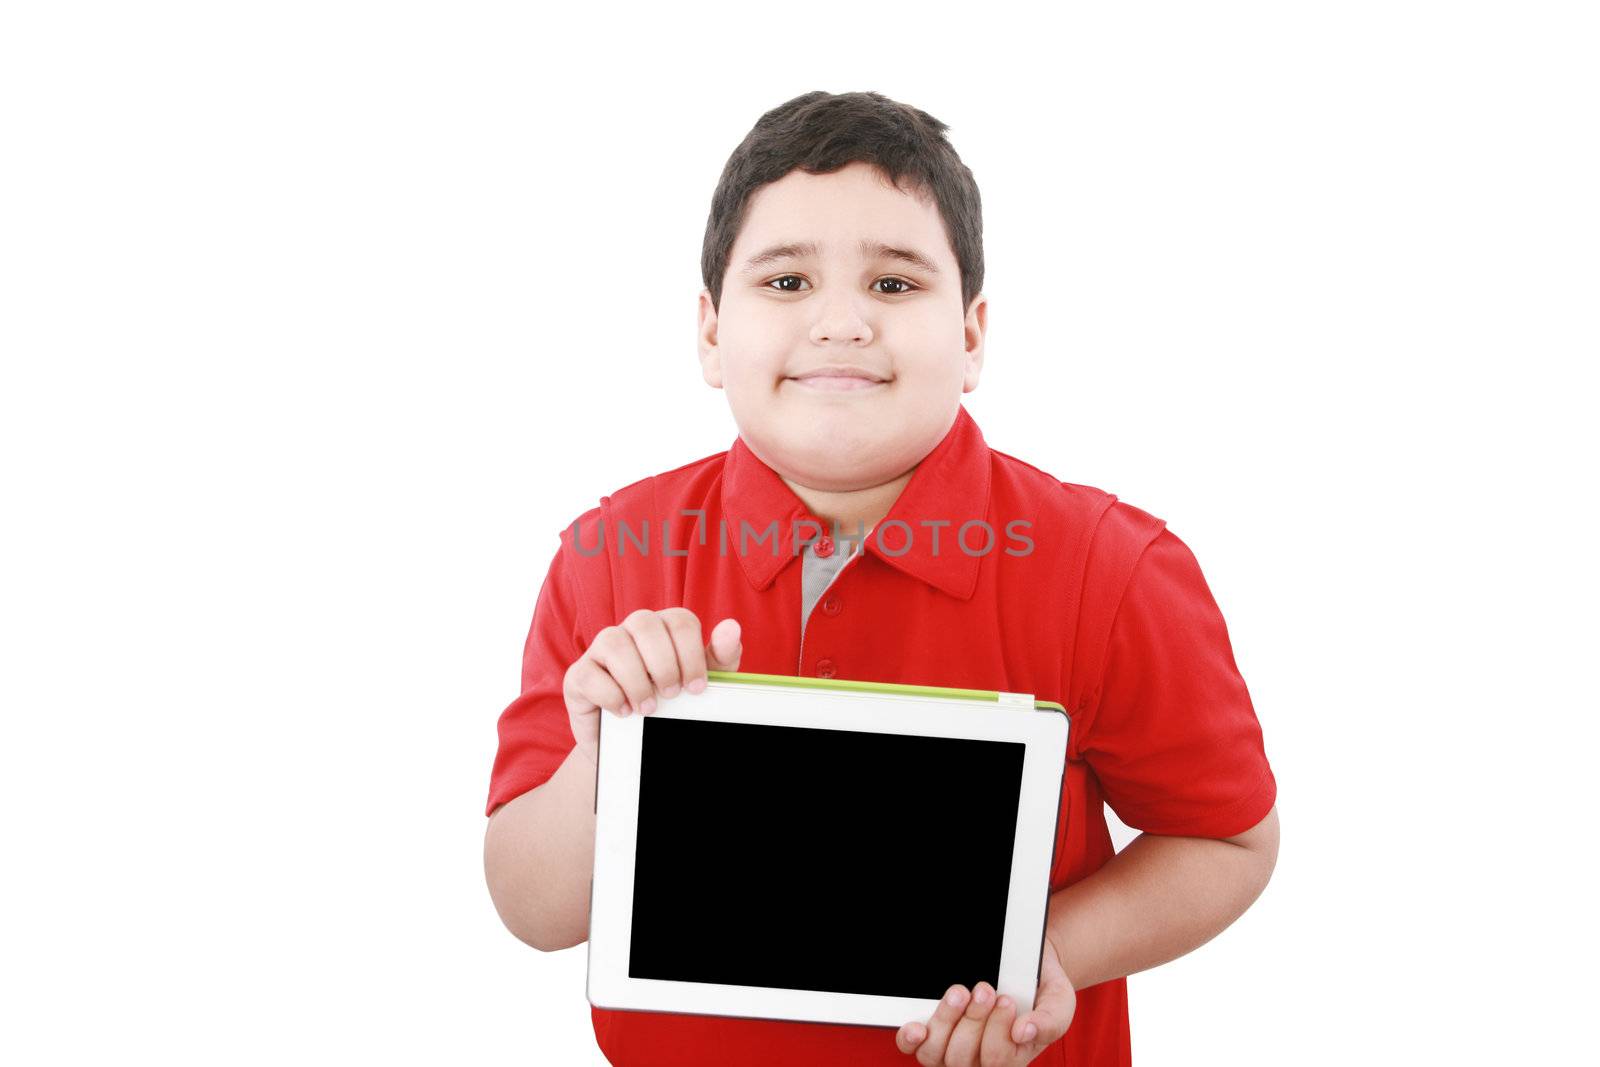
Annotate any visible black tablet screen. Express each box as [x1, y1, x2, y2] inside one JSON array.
[[627, 716, 1027, 1000]]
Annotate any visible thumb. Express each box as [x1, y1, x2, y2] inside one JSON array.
[[706, 618, 742, 671], [1016, 966, 1075, 1048]]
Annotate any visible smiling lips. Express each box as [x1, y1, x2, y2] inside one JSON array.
[[788, 366, 890, 391]]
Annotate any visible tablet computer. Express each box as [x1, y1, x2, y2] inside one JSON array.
[[587, 669, 1068, 1031]]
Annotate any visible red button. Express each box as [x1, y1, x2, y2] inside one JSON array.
[[814, 537, 834, 558], [816, 658, 836, 678], [821, 595, 842, 616]]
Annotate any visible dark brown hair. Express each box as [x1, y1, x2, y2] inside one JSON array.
[[701, 90, 984, 314]]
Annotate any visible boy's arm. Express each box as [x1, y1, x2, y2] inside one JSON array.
[[484, 530, 604, 953], [1052, 519, 1279, 990], [484, 744, 598, 952], [1045, 804, 1279, 991]]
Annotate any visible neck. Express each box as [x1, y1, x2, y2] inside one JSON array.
[[780, 468, 916, 545]]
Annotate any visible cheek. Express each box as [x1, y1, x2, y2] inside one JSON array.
[[912, 319, 966, 358], [718, 354, 784, 400], [895, 349, 967, 392], [718, 314, 791, 378]]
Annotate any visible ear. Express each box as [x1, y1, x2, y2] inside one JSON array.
[[698, 288, 723, 389], [961, 293, 987, 393]]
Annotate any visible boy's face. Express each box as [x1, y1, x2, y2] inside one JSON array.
[[698, 161, 986, 496]]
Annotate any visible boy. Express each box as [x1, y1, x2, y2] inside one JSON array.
[[484, 90, 1278, 1067]]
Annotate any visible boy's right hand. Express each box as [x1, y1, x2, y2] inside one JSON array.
[[562, 609, 742, 766]]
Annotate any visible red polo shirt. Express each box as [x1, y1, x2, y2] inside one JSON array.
[[487, 404, 1275, 1066]]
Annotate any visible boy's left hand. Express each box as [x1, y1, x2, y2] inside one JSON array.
[[894, 937, 1075, 1066]]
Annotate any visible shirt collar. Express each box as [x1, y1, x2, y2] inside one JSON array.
[[720, 404, 993, 600]]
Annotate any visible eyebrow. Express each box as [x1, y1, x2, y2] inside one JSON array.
[[737, 239, 943, 277]]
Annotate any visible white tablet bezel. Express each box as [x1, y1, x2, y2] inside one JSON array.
[[587, 678, 1068, 1029]]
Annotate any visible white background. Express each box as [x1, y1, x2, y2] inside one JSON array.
[[3, 2, 1595, 1063]]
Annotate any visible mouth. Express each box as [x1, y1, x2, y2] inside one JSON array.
[[787, 375, 888, 392], [785, 368, 891, 392]]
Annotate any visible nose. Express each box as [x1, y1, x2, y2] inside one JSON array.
[[809, 296, 874, 346]]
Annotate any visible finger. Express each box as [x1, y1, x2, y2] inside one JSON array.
[[565, 657, 628, 717], [1013, 993, 1071, 1050], [589, 626, 654, 714], [945, 981, 997, 1065], [980, 993, 1018, 1065], [1019, 937, 1074, 1046], [619, 610, 682, 710], [658, 608, 708, 694], [914, 985, 969, 1066], [561, 659, 619, 765], [705, 617, 742, 672], [894, 1021, 926, 1056]]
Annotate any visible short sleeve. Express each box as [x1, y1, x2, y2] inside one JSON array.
[[484, 536, 593, 817], [1077, 528, 1276, 838]]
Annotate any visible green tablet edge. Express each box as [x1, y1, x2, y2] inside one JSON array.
[[705, 669, 1067, 715]]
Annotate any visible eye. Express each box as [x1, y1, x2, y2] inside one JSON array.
[[873, 276, 918, 295], [766, 274, 809, 293]]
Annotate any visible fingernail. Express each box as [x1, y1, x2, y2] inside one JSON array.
[[1022, 1023, 1037, 1041], [687, 677, 706, 694], [663, 684, 680, 699], [946, 988, 965, 1007], [997, 996, 1012, 1011], [640, 697, 656, 715], [974, 986, 991, 1005]]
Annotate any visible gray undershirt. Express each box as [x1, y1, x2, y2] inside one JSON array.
[[800, 530, 869, 640]]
